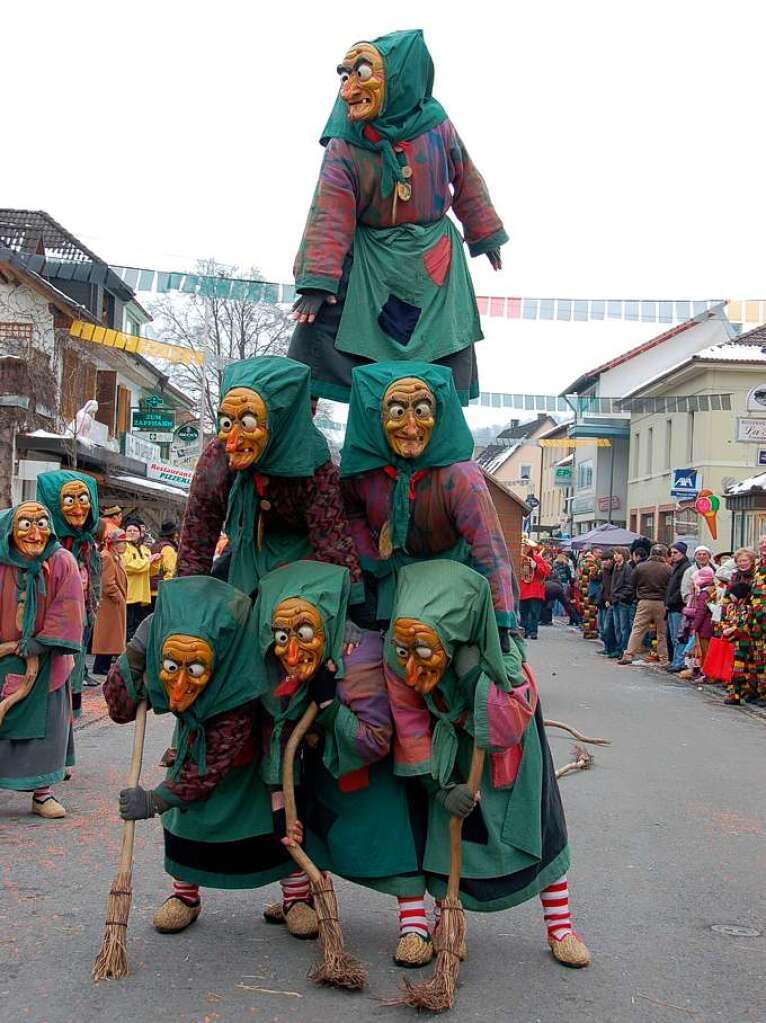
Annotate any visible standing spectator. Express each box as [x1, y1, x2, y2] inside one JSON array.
[[98, 504, 123, 544], [618, 544, 672, 667], [681, 545, 712, 604], [597, 552, 619, 657], [149, 520, 179, 608], [123, 518, 154, 640], [610, 546, 634, 658], [518, 538, 551, 640], [552, 552, 581, 624], [92, 530, 127, 677], [665, 541, 691, 673], [679, 566, 715, 680]]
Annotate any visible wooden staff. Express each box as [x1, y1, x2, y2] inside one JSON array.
[[282, 701, 367, 991], [93, 700, 147, 981], [544, 719, 611, 746], [400, 745, 486, 1012]]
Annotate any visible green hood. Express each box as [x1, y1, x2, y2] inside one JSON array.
[[220, 357, 330, 593], [320, 29, 448, 198], [340, 361, 474, 550], [390, 560, 509, 689], [139, 576, 263, 780], [0, 504, 61, 655], [35, 470, 100, 595]]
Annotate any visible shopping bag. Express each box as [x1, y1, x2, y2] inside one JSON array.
[[701, 637, 735, 683]]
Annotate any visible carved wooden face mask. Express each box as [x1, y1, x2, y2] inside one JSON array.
[[12, 502, 51, 559], [382, 378, 436, 459], [337, 42, 385, 122], [218, 387, 269, 471], [59, 480, 92, 528], [159, 635, 215, 713], [393, 617, 449, 696], [272, 597, 325, 684]]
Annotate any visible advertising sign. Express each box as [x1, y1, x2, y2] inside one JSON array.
[[554, 465, 572, 487], [141, 393, 170, 410], [175, 424, 200, 443], [131, 409, 176, 433], [737, 418, 766, 443], [671, 468, 702, 499], [122, 432, 161, 463], [146, 460, 194, 489], [746, 385, 766, 412]]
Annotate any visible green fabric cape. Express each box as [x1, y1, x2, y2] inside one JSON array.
[[340, 361, 474, 551], [320, 29, 448, 198], [220, 356, 330, 593], [121, 576, 263, 782], [254, 561, 350, 784], [0, 505, 62, 656]]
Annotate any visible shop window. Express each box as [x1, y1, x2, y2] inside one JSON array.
[[577, 459, 593, 490], [674, 508, 699, 538], [640, 511, 655, 538], [658, 510, 674, 544], [629, 511, 637, 533]]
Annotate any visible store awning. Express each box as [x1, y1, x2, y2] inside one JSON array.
[[108, 474, 187, 505]]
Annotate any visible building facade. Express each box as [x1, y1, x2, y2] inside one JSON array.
[[476, 414, 557, 523]]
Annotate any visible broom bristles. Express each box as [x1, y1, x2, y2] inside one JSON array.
[[307, 874, 367, 990], [396, 897, 464, 1012], [92, 870, 133, 981]]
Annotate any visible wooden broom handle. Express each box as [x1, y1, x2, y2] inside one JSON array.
[[117, 700, 148, 875], [282, 701, 323, 885], [446, 745, 486, 901]]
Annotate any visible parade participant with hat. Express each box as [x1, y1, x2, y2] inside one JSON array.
[[385, 561, 590, 967], [253, 561, 427, 961], [340, 362, 518, 642], [36, 470, 101, 707], [289, 29, 507, 404], [0, 502, 84, 819], [518, 536, 550, 640], [92, 530, 128, 677], [176, 356, 362, 604], [103, 576, 291, 933], [99, 504, 123, 540], [150, 520, 179, 607]]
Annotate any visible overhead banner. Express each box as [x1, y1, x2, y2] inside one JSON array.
[[539, 438, 612, 448], [110, 265, 296, 306], [69, 320, 204, 366]]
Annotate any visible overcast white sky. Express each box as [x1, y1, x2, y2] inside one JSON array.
[[5, 1, 765, 417]]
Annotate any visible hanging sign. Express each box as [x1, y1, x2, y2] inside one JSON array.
[[746, 385, 766, 412], [146, 460, 194, 489], [671, 468, 702, 499], [122, 432, 161, 463], [141, 393, 170, 410], [131, 409, 176, 433], [554, 465, 573, 486]]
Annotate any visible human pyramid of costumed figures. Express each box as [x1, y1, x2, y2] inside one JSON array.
[[0, 30, 593, 1007]]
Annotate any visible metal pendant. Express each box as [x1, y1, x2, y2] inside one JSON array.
[[402, 165, 413, 179], [396, 181, 412, 202], [378, 520, 393, 559]]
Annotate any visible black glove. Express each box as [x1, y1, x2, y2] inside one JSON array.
[[308, 664, 337, 707], [292, 289, 335, 321], [499, 628, 512, 654], [119, 785, 169, 820], [486, 249, 502, 271], [435, 784, 476, 819]]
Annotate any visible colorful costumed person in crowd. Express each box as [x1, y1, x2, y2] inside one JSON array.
[[36, 470, 101, 711], [253, 562, 428, 963], [719, 581, 758, 705], [747, 535, 766, 705], [176, 356, 362, 603], [103, 576, 291, 933], [0, 503, 84, 819], [577, 551, 600, 640], [386, 561, 591, 968], [290, 29, 507, 405], [340, 362, 518, 642]]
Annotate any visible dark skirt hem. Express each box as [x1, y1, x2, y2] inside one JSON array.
[[425, 846, 570, 912]]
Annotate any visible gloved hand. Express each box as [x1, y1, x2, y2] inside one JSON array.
[[119, 785, 169, 820], [435, 783, 477, 819], [291, 289, 337, 324], [453, 643, 480, 679], [343, 618, 363, 653], [308, 663, 337, 708], [486, 249, 503, 271]]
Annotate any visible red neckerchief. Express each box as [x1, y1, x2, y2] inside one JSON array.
[[254, 473, 269, 498], [383, 465, 427, 500], [273, 675, 302, 698], [362, 125, 411, 151]]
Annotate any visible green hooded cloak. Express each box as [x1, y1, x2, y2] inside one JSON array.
[[219, 356, 330, 594], [320, 29, 448, 199], [340, 361, 474, 552], [254, 561, 349, 785]]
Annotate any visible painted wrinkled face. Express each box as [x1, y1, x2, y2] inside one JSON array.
[[59, 480, 92, 528], [337, 42, 385, 122], [159, 635, 214, 713], [393, 617, 449, 696], [218, 387, 269, 472], [272, 598, 325, 684], [12, 502, 51, 559], [382, 378, 436, 459]]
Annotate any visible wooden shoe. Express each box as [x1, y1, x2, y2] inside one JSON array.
[[153, 896, 201, 933], [263, 901, 285, 924], [32, 795, 66, 819], [394, 932, 434, 968], [548, 931, 591, 968], [284, 900, 319, 939]]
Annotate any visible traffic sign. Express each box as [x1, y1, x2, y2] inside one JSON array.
[[526, 495, 540, 509]]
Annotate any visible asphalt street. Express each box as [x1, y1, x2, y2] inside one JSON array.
[[1, 627, 764, 1023]]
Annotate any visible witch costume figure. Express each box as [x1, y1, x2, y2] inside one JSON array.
[[0, 503, 84, 820], [253, 562, 427, 961], [36, 470, 101, 715], [290, 29, 507, 404], [385, 561, 591, 968], [103, 575, 292, 934], [176, 355, 362, 602], [340, 362, 518, 636]]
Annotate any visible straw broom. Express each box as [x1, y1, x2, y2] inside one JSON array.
[[93, 700, 148, 981], [399, 745, 486, 1013], [282, 701, 367, 991]]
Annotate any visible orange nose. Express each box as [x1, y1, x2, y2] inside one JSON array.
[[402, 413, 419, 438], [225, 426, 241, 453], [341, 79, 361, 102], [286, 636, 300, 667], [27, 525, 41, 542], [405, 655, 419, 685], [169, 674, 188, 708]]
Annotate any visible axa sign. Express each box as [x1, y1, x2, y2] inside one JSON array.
[[671, 468, 701, 498]]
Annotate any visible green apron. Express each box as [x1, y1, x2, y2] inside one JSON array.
[[335, 219, 482, 365], [0, 654, 52, 741]]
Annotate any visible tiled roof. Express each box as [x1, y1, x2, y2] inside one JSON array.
[[497, 415, 554, 440], [726, 471, 766, 495], [693, 324, 766, 362], [0, 209, 100, 264], [476, 443, 517, 475]]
